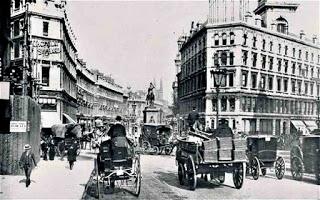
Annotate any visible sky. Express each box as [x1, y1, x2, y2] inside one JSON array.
[[65, 0, 320, 103]]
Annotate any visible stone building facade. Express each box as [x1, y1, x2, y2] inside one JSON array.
[[176, 0, 320, 135]]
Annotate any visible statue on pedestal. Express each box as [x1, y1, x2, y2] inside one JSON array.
[[146, 82, 155, 107]]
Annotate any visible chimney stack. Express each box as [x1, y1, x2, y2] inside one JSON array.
[[299, 30, 305, 39]]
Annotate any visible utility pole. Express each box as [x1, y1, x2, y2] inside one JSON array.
[[22, 2, 30, 96]]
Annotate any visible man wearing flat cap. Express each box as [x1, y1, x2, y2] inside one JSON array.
[[19, 144, 37, 187]]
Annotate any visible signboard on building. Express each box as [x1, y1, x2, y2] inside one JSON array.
[[0, 82, 10, 100], [10, 121, 27, 133], [32, 39, 61, 59]]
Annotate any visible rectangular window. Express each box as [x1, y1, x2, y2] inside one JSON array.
[[252, 53, 257, 67], [253, 36, 257, 48], [292, 80, 296, 93], [221, 98, 227, 111], [229, 52, 234, 65], [14, 0, 20, 9], [262, 39, 266, 50], [284, 79, 288, 92], [230, 98, 235, 112], [269, 56, 273, 70], [251, 73, 257, 89], [269, 41, 273, 51], [242, 72, 247, 87], [284, 60, 288, 73], [261, 55, 266, 69], [242, 51, 248, 65], [277, 59, 282, 72], [260, 76, 266, 90], [229, 73, 234, 87], [292, 62, 296, 75], [42, 66, 50, 86], [43, 21, 49, 36], [311, 83, 314, 95], [13, 21, 20, 36], [298, 82, 301, 94], [293, 48, 296, 57], [277, 78, 281, 92], [268, 77, 273, 90], [14, 42, 20, 58]]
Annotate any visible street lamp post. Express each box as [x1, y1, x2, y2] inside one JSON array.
[[210, 53, 227, 129]]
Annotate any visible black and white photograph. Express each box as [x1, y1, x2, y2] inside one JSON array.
[[0, 0, 319, 199]]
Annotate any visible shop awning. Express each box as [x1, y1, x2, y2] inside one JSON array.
[[304, 120, 318, 131], [291, 120, 306, 131], [63, 113, 76, 124]]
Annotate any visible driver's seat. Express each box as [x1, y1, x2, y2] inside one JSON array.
[[111, 136, 133, 168]]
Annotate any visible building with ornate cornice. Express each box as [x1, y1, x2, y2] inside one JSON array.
[[10, 0, 78, 132], [176, 0, 320, 136]]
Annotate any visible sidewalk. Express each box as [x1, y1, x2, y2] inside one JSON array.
[[0, 153, 94, 199]]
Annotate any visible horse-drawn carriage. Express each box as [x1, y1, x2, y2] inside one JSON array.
[[91, 137, 141, 198], [290, 130, 320, 184], [175, 129, 246, 190], [140, 123, 176, 155], [246, 135, 285, 180], [51, 123, 81, 156]]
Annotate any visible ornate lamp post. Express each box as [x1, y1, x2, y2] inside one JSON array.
[[210, 53, 227, 128]]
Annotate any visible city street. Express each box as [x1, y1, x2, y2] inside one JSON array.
[[82, 154, 320, 200], [1, 151, 319, 199]]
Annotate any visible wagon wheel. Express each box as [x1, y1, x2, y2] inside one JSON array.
[[186, 155, 197, 190], [142, 140, 150, 152], [233, 163, 244, 189], [275, 157, 285, 180], [152, 146, 160, 155], [178, 163, 186, 185], [261, 168, 267, 176], [164, 147, 172, 155], [291, 157, 303, 181], [218, 172, 225, 184], [251, 157, 260, 180], [133, 156, 141, 196]]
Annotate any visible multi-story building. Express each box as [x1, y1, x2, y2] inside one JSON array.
[[10, 0, 78, 133], [91, 69, 124, 120], [76, 59, 96, 129], [176, 0, 320, 135]]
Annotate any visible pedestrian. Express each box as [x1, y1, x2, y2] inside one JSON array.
[[19, 144, 37, 187], [48, 139, 56, 161], [67, 140, 78, 170], [40, 139, 48, 161]]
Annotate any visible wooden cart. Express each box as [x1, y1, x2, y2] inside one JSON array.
[[175, 135, 246, 190]]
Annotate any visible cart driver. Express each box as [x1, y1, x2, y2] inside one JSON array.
[[107, 116, 134, 158], [215, 119, 233, 137], [187, 107, 200, 131]]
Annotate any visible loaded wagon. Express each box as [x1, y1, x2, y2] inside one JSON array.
[[290, 130, 320, 184], [246, 135, 285, 180], [175, 130, 247, 190]]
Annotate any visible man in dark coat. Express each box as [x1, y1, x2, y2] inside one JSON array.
[[19, 144, 37, 187], [40, 140, 48, 161], [187, 107, 200, 131], [107, 116, 133, 161], [215, 119, 233, 137], [67, 140, 78, 170]]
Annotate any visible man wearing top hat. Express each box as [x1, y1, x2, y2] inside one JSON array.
[[19, 144, 37, 187]]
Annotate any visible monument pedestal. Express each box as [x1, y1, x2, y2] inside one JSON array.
[[143, 106, 163, 124]]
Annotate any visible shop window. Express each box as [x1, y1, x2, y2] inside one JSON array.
[[42, 66, 50, 86], [43, 21, 49, 36]]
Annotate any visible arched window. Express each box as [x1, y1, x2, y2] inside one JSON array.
[[221, 51, 228, 65], [214, 34, 219, 46], [222, 33, 227, 45], [276, 16, 288, 34], [230, 32, 235, 45]]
